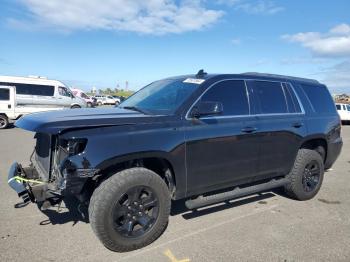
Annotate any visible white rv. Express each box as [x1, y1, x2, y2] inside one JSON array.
[[0, 76, 87, 129]]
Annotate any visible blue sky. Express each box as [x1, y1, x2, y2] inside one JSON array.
[[0, 0, 350, 93]]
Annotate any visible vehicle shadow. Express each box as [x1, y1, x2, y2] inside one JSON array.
[[39, 197, 89, 226], [171, 192, 276, 220], [37, 192, 277, 226], [5, 123, 16, 129]]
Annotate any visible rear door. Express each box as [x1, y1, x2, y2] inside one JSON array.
[[246, 80, 307, 179], [0, 86, 15, 118]]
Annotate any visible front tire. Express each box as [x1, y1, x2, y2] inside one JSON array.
[[0, 115, 9, 129], [71, 105, 81, 109], [284, 149, 324, 200], [89, 167, 171, 252]]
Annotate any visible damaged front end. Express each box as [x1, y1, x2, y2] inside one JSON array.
[[8, 162, 62, 209], [8, 132, 98, 210]]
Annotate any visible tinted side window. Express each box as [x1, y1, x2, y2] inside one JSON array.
[[249, 81, 287, 114], [200, 80, 249, 116], [336, 105, 341, 110], [301, 84, 335, 114], [0, 82, 54, 96], [0, 88, 10, 100]]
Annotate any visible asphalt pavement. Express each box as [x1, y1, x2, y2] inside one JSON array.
[[1, 125, 349, 262]]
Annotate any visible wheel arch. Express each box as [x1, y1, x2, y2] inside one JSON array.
[[96, 152, 179, 199], [300, 136, 328, 162], [71, 104, 81, 108]]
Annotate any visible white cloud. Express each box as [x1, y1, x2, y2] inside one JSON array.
[[316, 61, 350, 93], [330, 23, 350, 35], [231, 38, 241, 45], [217, 0, 284, 15], [282, 24, 350, 57], [12, 0, 224, 35]]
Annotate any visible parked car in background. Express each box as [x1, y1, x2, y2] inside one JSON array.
[[95, 95, 117, 105], [71, 88, 96, 107], [112, 96, 121, 105], [336, 103, 350, 124], [8, 71, 342, 251], [0, 76, 87, 129]]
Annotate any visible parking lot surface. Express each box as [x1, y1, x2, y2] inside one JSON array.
[[1, 126, 349, 262]]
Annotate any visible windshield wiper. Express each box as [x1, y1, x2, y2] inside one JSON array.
[[122, 106, 149, 114]]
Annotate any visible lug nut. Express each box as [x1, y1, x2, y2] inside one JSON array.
[[138, 212, 142, 216], [134, 202, 138, 205], [132, 216, 136, 220], [128, 206, 132, 210], [127, 213, 131, 217]]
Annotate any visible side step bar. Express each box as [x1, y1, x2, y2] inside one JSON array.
[[185, 177, 289, 210]]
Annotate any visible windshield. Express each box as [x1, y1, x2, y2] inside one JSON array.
[[119, 79, 200, 114]]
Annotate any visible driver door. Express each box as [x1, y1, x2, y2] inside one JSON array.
[[57, 86, 73, 107], [184, 80, 260, 196]]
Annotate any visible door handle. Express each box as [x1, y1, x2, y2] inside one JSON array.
[[8, 104, 11, 109], [241, 127, 257, 133], [292, 122, 303, 128]]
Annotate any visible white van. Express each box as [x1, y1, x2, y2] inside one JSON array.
[[0, 76, 87, 129], [336, 103, 350, 123]]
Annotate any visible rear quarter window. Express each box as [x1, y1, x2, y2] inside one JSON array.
[[301, 84, 335, 114]]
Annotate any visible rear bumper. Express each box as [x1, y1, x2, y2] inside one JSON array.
[[325, 137, 343, 169]]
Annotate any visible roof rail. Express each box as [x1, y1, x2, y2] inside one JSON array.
[[28, 75, 48, 79], [242, 72, 319, 84]]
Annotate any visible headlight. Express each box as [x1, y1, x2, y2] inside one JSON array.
[[66, 138, 87, 155]]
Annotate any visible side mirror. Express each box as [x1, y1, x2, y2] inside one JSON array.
[[190, 101, 223, 118]]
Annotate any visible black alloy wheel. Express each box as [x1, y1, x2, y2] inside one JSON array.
[[89, 167, 171, 252], [284, 148, 324, 201], [302, 161, 321, 192], [112, 186, 159, 238]]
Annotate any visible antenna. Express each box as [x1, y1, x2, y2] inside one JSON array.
[[196, 69, 207, 78]]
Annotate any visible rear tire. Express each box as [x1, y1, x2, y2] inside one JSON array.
[[89, 167, 171, 252], [284, 149, 324, 200], [0, 115, 9, 129]]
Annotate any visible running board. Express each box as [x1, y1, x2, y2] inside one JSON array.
[[185, 178, 289, 210]]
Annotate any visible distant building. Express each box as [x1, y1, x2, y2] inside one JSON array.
[[334, 93, 350, 103]]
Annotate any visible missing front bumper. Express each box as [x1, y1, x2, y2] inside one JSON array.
[[8, 162, 62, 208]]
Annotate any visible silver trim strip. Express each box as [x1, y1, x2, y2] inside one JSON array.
[[185, 78, 305, 120]]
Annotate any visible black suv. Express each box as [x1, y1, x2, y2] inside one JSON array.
[[8, 71, 342, 252]]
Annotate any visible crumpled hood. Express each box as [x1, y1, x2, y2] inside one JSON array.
[[15, 108, 154, 134]]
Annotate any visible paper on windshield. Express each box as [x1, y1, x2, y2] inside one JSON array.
[[183, 78, 205, 85]]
